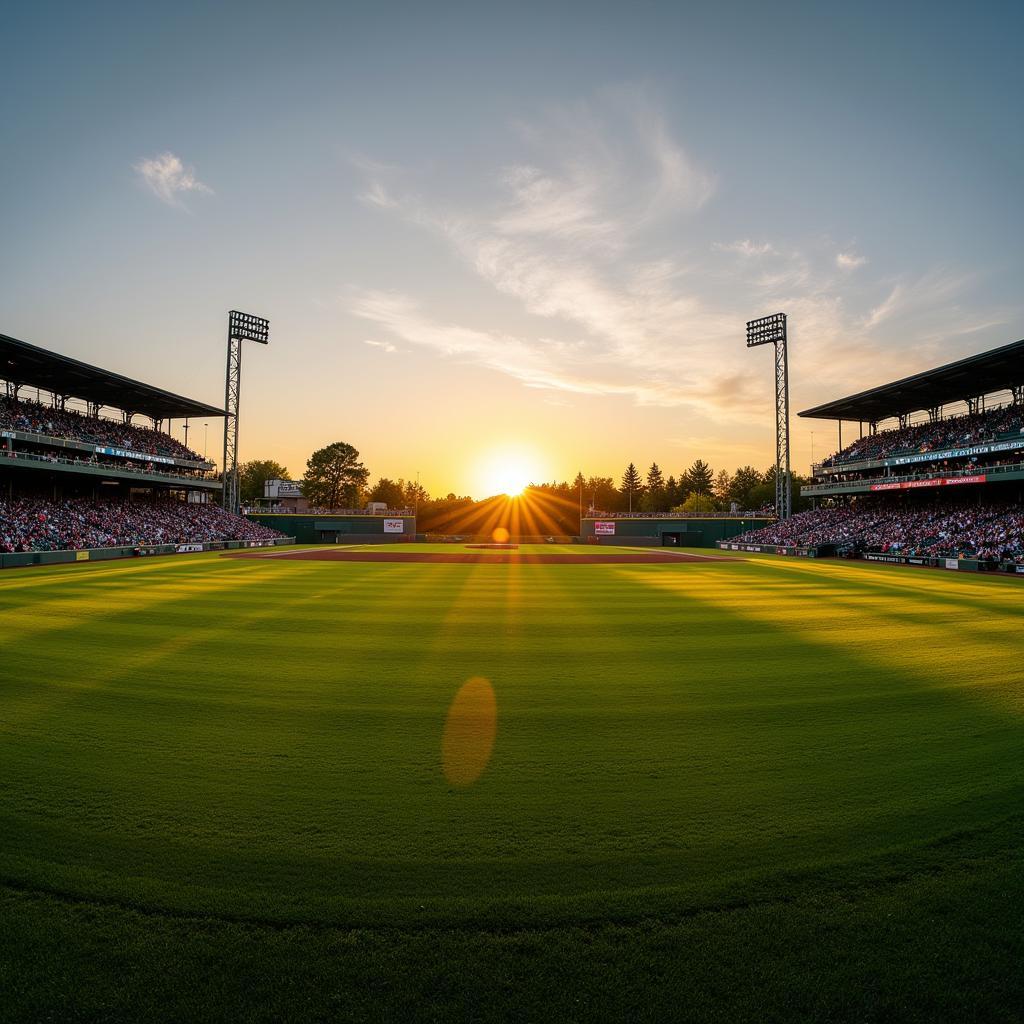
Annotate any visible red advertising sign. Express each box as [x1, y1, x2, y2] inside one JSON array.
[[870, 474, 986, 492]]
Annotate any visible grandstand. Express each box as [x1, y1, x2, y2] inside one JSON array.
[[0, 332, 288, 565], [726, 338, 1024, 573]]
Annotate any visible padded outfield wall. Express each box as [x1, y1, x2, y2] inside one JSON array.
[[244, 514, 417, 545], [580, 516, 773, 547]]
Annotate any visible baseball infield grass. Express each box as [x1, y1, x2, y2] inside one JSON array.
[[1, 547, 1022, 1021]]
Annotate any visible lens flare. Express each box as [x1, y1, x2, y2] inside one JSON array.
[[442, 676, 497, 788], [492, 527, 510, 544]]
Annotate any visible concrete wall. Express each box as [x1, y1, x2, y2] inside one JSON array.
[[580, 517, 773, 547], [245, 514, 416, 544]]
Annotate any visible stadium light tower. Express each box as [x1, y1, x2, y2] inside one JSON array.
[[222, 310, 270, 514], [746, 312, 791, 519]]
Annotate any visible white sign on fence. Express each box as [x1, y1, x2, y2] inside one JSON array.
[[383, 518, 405, 534]]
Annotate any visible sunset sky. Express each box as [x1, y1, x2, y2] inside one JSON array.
[[2, 1, 1021, 498]]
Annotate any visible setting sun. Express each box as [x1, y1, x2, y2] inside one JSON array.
[[476, 448, 541, 497]]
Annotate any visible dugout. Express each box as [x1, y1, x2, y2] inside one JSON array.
[[580, 516, 773, 547], [244, 512, 416, 544]]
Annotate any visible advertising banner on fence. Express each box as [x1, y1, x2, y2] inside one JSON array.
[[383, 518, 405, 534], [95, 446, 175, 466], [870, 474, 986, 491], [176, 544, 204, 553], [594, 521, 616, 535]]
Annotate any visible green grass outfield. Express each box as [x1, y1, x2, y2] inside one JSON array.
[[1, 545, 1022, 1022]]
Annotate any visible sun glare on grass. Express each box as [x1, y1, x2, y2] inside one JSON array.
[[443, 677, 497, 788]]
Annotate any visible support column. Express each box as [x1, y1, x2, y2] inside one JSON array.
[[773, 334, 791, 520], [223, 334, 243, 514]]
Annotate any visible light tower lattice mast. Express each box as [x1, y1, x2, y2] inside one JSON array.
[[746, 312, 791, 519], [222, 310, 270, 515]]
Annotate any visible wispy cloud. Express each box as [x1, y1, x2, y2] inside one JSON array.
[[864, 270, 973, 330], [349, 87, 1009, 423], [714, 239, 777, 257], [351, 289, 757, 413], [864, 283, 904, 328], [134, 152, 212, 208], [349, 89, 747, 413], [836, 250, 867, 270], [363, 338, 397, 354], [359, 181, 399, 210]]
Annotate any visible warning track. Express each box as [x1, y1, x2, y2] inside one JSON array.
[[224, 548, 739, 565]]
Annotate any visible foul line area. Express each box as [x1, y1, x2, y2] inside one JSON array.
[[223, 547, 740, 565]]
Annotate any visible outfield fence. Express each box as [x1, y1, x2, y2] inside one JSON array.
[[715, 540, 1024, 576], [0, 535, 295, 570]]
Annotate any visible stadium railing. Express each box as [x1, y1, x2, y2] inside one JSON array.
[[1, 449, 219, 486], [802, 459, 1024, 495], [584, 510, 770, 519], [0, 424, 212, 469]]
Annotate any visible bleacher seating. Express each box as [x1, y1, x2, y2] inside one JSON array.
[[733, 500, 1024, 562], [0, 497, 283, 553], [821, 405, 1024, 468], [0, 396, 204, 462]]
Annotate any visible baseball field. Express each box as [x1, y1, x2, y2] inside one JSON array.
[[1, 546, 1022, 1022]]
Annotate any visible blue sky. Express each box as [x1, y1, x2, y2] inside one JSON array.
[[2, 1, 1021, 495]]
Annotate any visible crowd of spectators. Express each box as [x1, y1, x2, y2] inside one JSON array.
[[734, 500, 1024, 562], [0, 396, 204, 462], [820, 404, 1024, 468], [0, 497, 284, 553]]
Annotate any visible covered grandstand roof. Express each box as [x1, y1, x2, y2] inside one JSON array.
[[0, 333, 225, 420], [800, 338, 1024, 422]]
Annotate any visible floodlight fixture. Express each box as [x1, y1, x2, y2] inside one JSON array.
[[229, 310, 270, 345], [746, 312, 787, 348]]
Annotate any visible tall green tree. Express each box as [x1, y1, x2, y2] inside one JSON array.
[[621, 463, 643, 514], [572, 471, 586, 503], [682, 459, 714, 513], [683, 459, 713, 495], [713, 468, 733, 506], [400, 478, 429, 509], [586, 476, 621, 513], [302, 442, 369, 509], [368, 477, 406, 508], [664, 474, 680, 509], [673, 491, 723, 514], [729, 465, 763, 509], [641, 463, 666, 513], [238, 459, 290, 503]]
